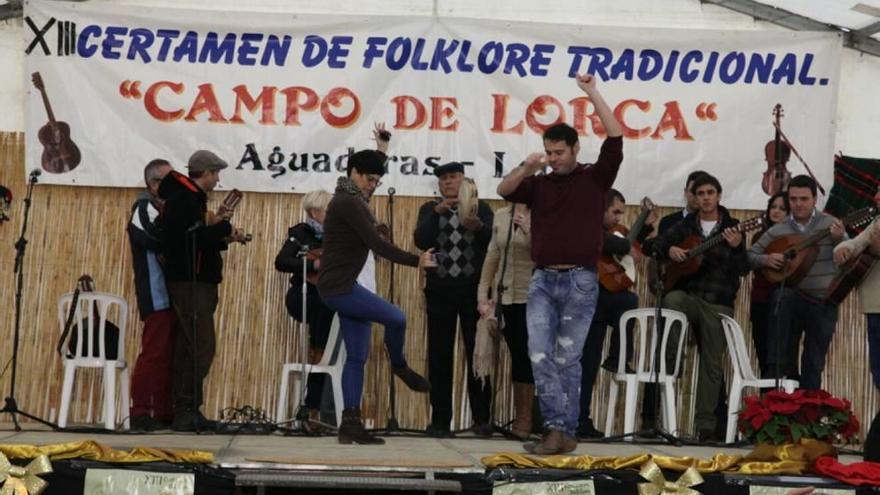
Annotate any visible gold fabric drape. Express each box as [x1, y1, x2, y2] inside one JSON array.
[[0, 441, 213, 464], [482, 439, 837, 475]]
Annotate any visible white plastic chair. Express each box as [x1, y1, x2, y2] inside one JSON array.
[[719, 314, 798, 444], [604, 308, 689, 440], [276, 315, 345, 426], [57, 291, 130, 430]]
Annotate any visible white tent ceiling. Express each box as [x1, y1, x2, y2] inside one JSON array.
[[756, 0, 880, 39], [703, 0, 880, 56]]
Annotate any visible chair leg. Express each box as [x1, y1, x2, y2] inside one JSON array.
[[331, 371, 344, 427], [58, 363, 76, 429], [103, 362, 116, 430], [276, 366, 291, 423], [604, 380, 619, 436], [726, 381, 742, 444], [120, 367, 131, 430], [290, 373, 303, 419], [662, 380, 677, 436], [623, 377, 638, 441]]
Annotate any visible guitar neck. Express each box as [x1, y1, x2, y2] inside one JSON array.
[[38, 87, 57, 124], [686, 231, 727, 259], [686, 220, 755, 259], [626, 208, 652, 244], [791, 228, 830, 253]]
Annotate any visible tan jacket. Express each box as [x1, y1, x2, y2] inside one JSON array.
[[834, 219, 880, 313], [478, 206, 534, 305]]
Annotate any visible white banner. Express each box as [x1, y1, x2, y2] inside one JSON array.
[[24, 0, 841, 208]]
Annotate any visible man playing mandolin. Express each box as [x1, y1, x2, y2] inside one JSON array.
[[648, 173, 751, 443], [748, 175, 846, 390]]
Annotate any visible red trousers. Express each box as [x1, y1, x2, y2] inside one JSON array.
[[130, 309, 177, 421]]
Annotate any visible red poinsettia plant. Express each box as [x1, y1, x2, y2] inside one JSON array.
[[738, 389, 859, 445]]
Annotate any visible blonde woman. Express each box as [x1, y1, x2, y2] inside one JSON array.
[[477, 202, 535, 440], [275, 189, 335, 433]]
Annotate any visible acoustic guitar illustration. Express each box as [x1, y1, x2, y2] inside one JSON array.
[[31, 72, 81, 174]]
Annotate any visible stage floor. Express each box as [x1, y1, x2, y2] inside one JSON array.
[[0, 425, 866, 493]]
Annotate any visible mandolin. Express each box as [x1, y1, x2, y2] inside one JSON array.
[[32, 72, 81, 174], [649, 216, 764, 293], [597, 197, 654, 292], [761, 206, 877, 285]]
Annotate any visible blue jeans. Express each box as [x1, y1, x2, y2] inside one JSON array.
[[322, 284, 408, 408], [527, 268, 599, 436], [868, 314, 880, 389], [766, 288, 838, 390]]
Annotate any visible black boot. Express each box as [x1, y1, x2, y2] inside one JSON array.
[[392, 366, 430, 392], [338, 407, 385, 445]]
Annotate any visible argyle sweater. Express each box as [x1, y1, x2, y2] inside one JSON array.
[[414, 201, 493, 287]]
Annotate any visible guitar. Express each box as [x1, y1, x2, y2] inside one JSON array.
[[825, 250, 878, 305], [761, 206, 877, 285], [597, 197, 655, 292], [56, 275, 96, 357], [649, 216, 764, 293], [31, 72, 81, 174]]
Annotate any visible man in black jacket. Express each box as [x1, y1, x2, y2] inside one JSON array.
[[414, 162, 494, 437], [159, 150, 246, 431], [657, 170, 708, 235], [648, 173, 750, 443]]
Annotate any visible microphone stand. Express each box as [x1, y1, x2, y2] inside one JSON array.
[[294, 243, 311, 428], [385, 188, 401, 433], [771, 257, 792, 391], [1, 171, 57, 430], [187, 221, 203, 433], [378, 188, 420, 436]]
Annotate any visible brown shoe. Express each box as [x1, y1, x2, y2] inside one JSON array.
[[531, 429, 564, 455], [560, 433, 577, 453]]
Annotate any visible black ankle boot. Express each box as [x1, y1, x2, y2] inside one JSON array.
[[392, 366, 430, 392], [338, 407, 385, 445]]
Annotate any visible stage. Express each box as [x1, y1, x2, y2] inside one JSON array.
[[0, 424, 869, 494]]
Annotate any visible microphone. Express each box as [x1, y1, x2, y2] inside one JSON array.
[[388, 187, 396, 196], [29, 169, 41, 182]]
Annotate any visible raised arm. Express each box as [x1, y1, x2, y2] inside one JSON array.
[[576, 73, 622, 138]]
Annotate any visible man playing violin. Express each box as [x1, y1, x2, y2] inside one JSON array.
[[749, 175, 846, 390], [159, 150, 247, 431], [647, 173, 751, 443]]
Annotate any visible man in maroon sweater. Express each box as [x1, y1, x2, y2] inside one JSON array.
[[498, 74, 623, 454]]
